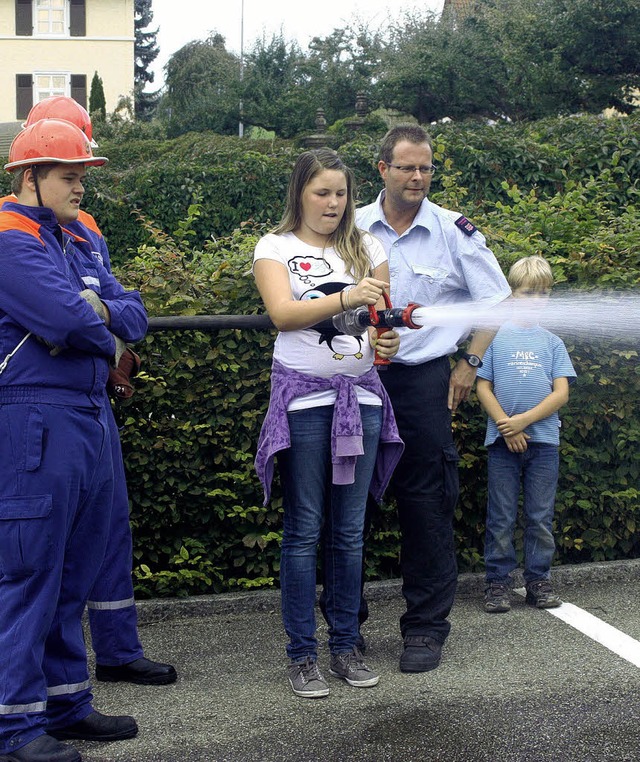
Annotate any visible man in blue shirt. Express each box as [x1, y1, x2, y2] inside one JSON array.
[[356, 124, 511, 673]]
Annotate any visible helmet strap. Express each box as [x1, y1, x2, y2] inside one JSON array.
[[31, 165, 45, 208]]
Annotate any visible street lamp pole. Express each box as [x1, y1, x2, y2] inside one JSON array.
[[238, 0, 244, 137]]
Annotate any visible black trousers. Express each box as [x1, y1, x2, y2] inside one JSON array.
[[320, 357, 460, 643], [379, 358, 460, 641]]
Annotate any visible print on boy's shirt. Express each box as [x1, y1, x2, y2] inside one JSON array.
[[507, 349, 541, 379], [301, 282, 365, 361], [288, 255, 333, 285]]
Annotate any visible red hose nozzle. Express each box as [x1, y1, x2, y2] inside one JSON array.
[[368, 296, 422, 365]]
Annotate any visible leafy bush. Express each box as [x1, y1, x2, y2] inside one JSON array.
[[113, 210, 281, 595], [70, 111, 640, 269], [2, 113, 638, 595], [115, 163, 638, 598]]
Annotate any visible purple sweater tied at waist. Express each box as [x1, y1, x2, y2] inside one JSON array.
[[255, 359, 404, 506]]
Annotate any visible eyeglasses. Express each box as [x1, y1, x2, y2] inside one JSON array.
[[386, 163, 436, 176]]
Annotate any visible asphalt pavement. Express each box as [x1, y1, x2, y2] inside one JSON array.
[[63, 560, 640, 761]]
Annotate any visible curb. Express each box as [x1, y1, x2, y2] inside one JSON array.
[[135, 558, 640, 625]]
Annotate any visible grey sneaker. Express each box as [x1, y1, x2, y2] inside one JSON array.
[[288, 657, 330, 698], [484, 582, 511, 613], [329, 647, 380, 688], [525, 579, 562, 609]]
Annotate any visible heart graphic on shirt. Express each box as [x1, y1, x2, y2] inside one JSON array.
[[300, 262, 311, 271]]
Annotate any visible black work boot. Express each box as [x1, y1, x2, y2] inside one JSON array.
[[5, 734, 81, 762], [49, 711, 137, 742]]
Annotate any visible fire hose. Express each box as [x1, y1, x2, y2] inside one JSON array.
[[328, 293, 422, 366]]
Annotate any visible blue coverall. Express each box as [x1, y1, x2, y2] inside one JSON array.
[[0, 198, 145, 667], [0, 202, 147, 754], [68, 211, 145, 666]]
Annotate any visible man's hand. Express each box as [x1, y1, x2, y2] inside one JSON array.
[[36, 335, 63, 356], [80, 288, 123, 364], [113, 335, 127, 368], [504, 432, 530, 453], [79, 288, 109, 324], [448, 358, 477, 411]]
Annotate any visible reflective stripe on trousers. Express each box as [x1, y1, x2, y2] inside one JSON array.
[[87, 597, 135, 611]]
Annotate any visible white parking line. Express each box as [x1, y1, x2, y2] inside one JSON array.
[[514, 588, 640, 668]]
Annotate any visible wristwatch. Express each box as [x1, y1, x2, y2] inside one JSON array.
[[461, 352, 483, 368]]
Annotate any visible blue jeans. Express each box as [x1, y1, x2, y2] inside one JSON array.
[[277, 404, 382, 662], [484, 439, 559, 584]]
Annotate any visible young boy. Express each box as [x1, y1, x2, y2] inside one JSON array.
[[476, 256, 576, 613]]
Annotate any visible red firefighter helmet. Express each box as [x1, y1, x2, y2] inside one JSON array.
[[4, 118, 108, 172], [24, 96, 95, 144]]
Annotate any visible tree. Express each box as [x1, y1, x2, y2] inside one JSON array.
[[302, 23, 385, 125], [239, 22, 387, 138], [163, 34, 241, 137], [134, 0, 160, 120], [477, 0, 640, 118], [547, 0, 640, 113], [378, 11, 474, 123], [376, 0, 640, 124], [89, 71, 106, 120], [241, 34, 311, 137]]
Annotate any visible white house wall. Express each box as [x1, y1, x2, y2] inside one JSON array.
[[0, 0, 135, 122]]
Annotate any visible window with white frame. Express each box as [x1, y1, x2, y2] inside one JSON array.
[[15, 0, 85, 38], [34, 73, 70, 101], [16, 72, 86, 119], [34, 0, 68, 36]]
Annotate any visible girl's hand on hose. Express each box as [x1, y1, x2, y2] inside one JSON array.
[[346, 277, 389, 308], [371, 329, 400, 359]]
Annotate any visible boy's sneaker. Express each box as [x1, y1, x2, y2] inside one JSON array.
[[525, 579, 562, 609], [484, 582, 511, 614], [484, 582, 511, 613], [329, 647, 380, 688], [288, 657, 330, 698]]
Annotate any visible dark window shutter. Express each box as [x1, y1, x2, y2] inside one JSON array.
[[15, 0, 32, 36], [16, 74, 33, 120], [70, 0, 86, 36], [70, 75, 87, 108]]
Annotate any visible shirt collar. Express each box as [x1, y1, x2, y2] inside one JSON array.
[[3, 200, 59, 228], [371, 189, 435, 235]]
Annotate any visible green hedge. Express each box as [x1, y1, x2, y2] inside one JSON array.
[[1, 114, 638, 595], [5, 111, 634, 269], [112, 146, 639, 596]]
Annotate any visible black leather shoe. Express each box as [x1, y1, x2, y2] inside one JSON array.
[[49, 711, 138, 742], [5, 734, 81, 762], [96, 657, 178, 686], [399, 635, 443, 673]]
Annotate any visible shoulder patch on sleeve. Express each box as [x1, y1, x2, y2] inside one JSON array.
[[454, 215, 477, 236]]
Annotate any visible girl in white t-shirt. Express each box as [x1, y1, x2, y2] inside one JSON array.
[[253, 148, 400, 699]]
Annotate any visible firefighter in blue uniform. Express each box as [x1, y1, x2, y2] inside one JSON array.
[[18, 96, 177, 687], [0, 119, 145, 762]]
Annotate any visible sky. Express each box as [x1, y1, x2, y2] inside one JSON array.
[[149, 0, 445, 88]]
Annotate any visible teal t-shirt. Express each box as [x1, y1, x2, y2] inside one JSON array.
[[477, 323, 577, 446]]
